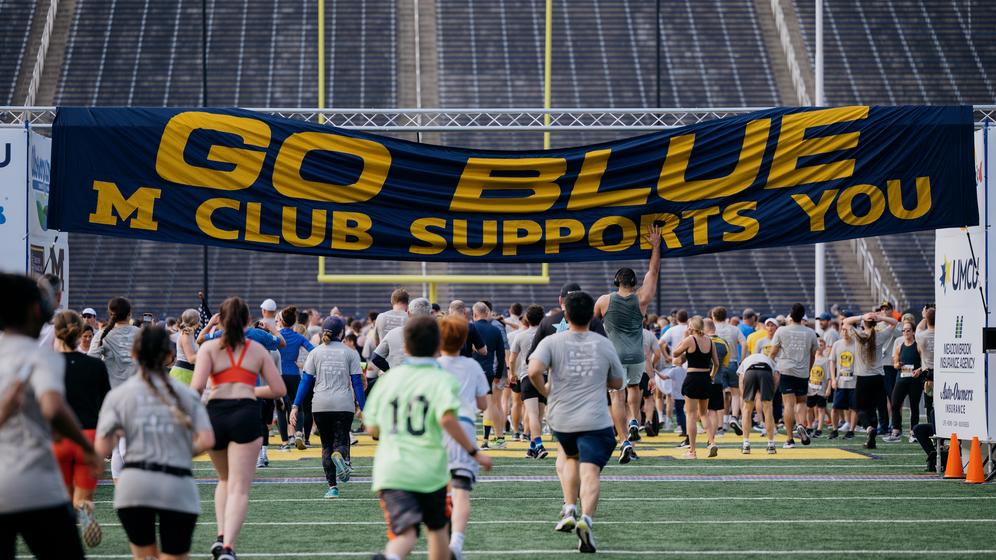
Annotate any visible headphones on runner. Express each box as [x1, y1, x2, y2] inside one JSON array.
[[613, 268, 637, 288]]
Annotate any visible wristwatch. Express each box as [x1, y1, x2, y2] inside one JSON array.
[[468, 447, 479, 456]]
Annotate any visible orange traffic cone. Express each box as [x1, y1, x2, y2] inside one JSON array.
[[965, 436, 985, 484], [944, 433, 964, 479]]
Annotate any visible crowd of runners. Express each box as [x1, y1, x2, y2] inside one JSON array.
[[0, 228, 939, 559]]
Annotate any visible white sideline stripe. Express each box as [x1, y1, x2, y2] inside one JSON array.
[[22, 549, 996, 558], [92, 518, 996, 527], [93, 496, 996, 504], [194, 463, 916, 471]]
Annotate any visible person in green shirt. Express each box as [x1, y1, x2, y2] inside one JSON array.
[[366, 316, 492, 560]]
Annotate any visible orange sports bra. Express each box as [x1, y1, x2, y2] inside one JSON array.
[[211, 343, 257, 386]]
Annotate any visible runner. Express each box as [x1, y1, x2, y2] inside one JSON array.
[[844, 311, 897, 450], [641, 320, 662, 436], [169, 308, 200, 385], [528, 283, 607, 358], [437, 317, 490, 560], [373, 288, 410, 349], [52, 310, 111, 548], [767, 303, 818, 448], [737, 350, 779, 454], [510, 304, 547, 458], [885, 322, 923, 443], [711, 307, 747, 435], [88, 296, 141, 481], [916, 307, 936, 425], [95, 326, 215, 560], [527, 291, 624, 553], [829, 323, 858, 439], [670, 316, 720, 459], [806, 339, 831, 437], [506, 317, 530, 442], [704, 319, 730, 442], [593, 224, 661, 464], [366, 316, 492, 560], [472, 301, 507, 448], [658, 309, 688, 362], [289, 317, 361, 498], [192, 297, 286, 560], [0, 273, 95, 560], [277, 306, 315, 451], [371, 298, 434, 371]]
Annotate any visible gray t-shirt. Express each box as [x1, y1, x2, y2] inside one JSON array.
[[304, 341, 361, 413], [822, 328, 841, 348], [876, 323, 898, 367], [89, 324, 141, 387], [375, 327, 408, 369], [510, 326, 537, 379], [0, 334, 69, 514], [830, 339, 857, 389], [96, 374, 210, 514], [374, 309, 408, 346], [916, 329, 935, 370], [530, 330, 624, 432], [437, 355, 490, 421], [771, 323, 818, 378], [714, 322, 746, 362], [854, 327, 893, 376]]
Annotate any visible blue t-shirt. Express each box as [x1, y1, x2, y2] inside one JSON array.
[[205, 328, 281, 351], [738, 323, 754, 339], [472, 319, 506, 378], [278, 328, 315, 375]]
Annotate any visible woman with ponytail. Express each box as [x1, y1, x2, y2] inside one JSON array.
[[288, 316, 361, 498], [95, 325, 215, 560], [276, 305, 315, 450], [169, 309, 201, 385], [52, 310, 111, 548], [844, 311, 898, 450], [88, 296, 141, 481], [192, 297, 285, 560]]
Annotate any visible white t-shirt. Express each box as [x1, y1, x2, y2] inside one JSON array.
[[437, 356, 489, 421], [659, 324, 687, 353], [737, 353, 776, 375]]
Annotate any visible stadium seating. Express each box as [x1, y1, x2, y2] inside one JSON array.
[[0, 0, 35, 105], [52, 0, 986, 317]]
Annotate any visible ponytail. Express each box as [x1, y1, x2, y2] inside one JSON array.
[[219, 297, 249, 350], [133, 326, 193, 430], [53, 310, 84, 349], [99, 297, 131, 347]]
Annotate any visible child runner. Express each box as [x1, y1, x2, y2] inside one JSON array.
[[169, 309, 200, 385], [289, 317, 361, 498], [528, 291, 624, 553], [829, 323, 858, 439], [52, 310, 111, 547], [95, 326, 215, 560], [437, 317, 490, 560], [806, 339, 831, 437], [367, 316, 492, 560], [192, 297, 286, 560]]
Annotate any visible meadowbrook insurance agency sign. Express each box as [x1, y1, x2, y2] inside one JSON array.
[[934, 127, 993, 439]]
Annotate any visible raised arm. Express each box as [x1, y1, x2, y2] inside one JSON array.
[[636, 224, 662, 311]]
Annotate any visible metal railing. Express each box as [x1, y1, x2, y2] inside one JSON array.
[[850, 237, 901, 310], [4, 106, 994, 131], [770, 0, 811, 105], [23, 0, 59, 106]]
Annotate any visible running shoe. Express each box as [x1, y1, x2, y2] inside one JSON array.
[[630, 446, 640, 461], [217, 547, 238, 560], [828, 430, 839, 440], [628, 421, 641, 442], [349, 432, 359, 445], [514, 432, 523, 442], [844, 431, 855, 439], [331, 451, 350, 482], [525, 447, 537, 459], [840, 421, 851, 432], [741, 441, 751, 455], [535, 445, 549, 459], [644, 422, 658, 438], [767, 443, 777, 454], [882, 433, 902, 443], [555, 507, 577, 532], [294, 431, 306, 450], [752, 423, 765, 433], [278, 442, 293, 451], [795, 425, 811, 446], [324, 487, 340, 499], [813, 429, 822, 438], [77, 503, 102, 548], [707, 444, 718, 458], [576, 515, 596, 553], [450, 546, 465, 560], [256, 455, 267, 469], [730, 419, 744, 436], [663, 417, 673, 432], [676, 437, 690, 449], [681, 451, 697, 460], [618, 442, 635, 464], [493, 437, 507, 449], [715, 427, 727, 437], [864, 427, 878, 449], [210, 537, 225, 559], [782, 439, 796, 449], [481, 440, 490, 449], [908, 434, 917, 444]]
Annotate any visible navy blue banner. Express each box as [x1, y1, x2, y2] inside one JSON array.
[[49, 106, 977, 262]]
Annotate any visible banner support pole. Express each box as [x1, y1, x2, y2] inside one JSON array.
[[813, 0, 826, 315], [543, 0, 551, 150]]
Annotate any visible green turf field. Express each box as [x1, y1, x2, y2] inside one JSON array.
[[19, 428, 996, 559]]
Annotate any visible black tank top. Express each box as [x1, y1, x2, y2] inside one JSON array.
[[686, 336, 712, 370], [899, 341, 921, 370]]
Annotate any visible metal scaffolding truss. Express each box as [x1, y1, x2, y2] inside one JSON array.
[[2, 106, 994, 131]]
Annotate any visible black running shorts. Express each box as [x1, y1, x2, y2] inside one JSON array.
[[520, 375, 547, 404], [707, 382, 725, 411], [742, 366, 775, 401], [117, 507, 198, 555], [378, 487, 449, 538], [779, 375, 808, 397], [207, 399, 262, 450]]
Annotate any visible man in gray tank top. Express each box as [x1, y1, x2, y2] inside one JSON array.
[[593, 224, 661, 464]]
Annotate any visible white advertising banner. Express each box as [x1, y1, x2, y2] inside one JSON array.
[[28, 131, 69, 303], [0, 129, 28, 274], [933, 128, 988, 439]]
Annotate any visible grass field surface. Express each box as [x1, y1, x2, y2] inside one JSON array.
[[18, 429, 996, 559]]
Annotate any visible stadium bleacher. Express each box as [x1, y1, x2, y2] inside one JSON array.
[[49, 0, 989, 317], [0, 0, 35, 105]]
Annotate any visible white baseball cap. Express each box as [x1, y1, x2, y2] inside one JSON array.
[[260, 299, 277, 312], [82, 308, 97, 317]]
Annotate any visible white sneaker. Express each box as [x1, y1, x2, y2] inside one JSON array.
[[783, 441, 796, 449], [840, 422, 851, 432], [663, 417, 673, 431], [908, 434, 917, 444], [349, 432, 359, 446], [741, 441, 751, 454], [555, 506, 578, 533]]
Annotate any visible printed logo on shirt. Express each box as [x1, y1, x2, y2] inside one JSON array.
[[809, 365, 825, 385], [837, 351, 854, 373], [565, 340, 598, 377]]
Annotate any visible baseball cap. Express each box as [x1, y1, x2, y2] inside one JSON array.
[[817, 312, 832, 321], [879, 301, 893, 310], [260, 299, 277, 312], [764, 318, 778, 326], [82, 307, 97, 317], [322, 316, 345, 338]]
